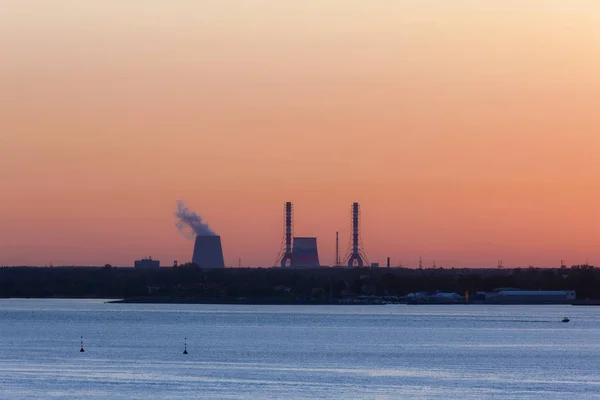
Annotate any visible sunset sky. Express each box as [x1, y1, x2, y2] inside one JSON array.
[[1, 1, 600, 268]]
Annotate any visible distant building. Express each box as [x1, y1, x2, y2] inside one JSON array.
[[134, 257, 160, 269], [485, 290, 575, 304], [290, 237, 320, 268], [406, 291, 465, 303]]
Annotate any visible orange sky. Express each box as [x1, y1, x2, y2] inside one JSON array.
[[1, 1, 600, 268]]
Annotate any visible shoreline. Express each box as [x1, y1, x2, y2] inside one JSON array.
[[2, 296, 598, 305], [105, 297, 600, 306]]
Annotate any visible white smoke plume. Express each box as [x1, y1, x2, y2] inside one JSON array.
[[174, 200, 216, 239]]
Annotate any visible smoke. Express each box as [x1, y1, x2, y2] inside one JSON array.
[[174, 200, 216, 239]]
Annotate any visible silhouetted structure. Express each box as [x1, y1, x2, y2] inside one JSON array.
[[192, 235, 225, 268], [335, 232, 341, 267], [291, 237, 320, 268], [275, 202, 294, 268], [345, 202, 368, 267], [134, 257, 160, 269]]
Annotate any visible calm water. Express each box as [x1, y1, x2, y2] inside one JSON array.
[[0, 300, 599, 399]]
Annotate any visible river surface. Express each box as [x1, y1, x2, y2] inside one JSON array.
[[0, 300, 599, 399]]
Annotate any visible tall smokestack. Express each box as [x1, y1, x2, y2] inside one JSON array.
[[192, 235, 225, 268], [335, 231, 340, 267], [352, 203, 359, 257], [276, 202, 294, 268], [345, 202, 368, 267]]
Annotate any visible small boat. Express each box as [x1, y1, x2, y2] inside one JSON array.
[[562, 317, 570, 323]]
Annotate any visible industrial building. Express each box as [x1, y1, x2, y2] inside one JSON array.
[[481, 289, 576, 304], [134, 257, 160, 269], [406, 291, 465, 304], [192, 235, 225, 268], [291, 237, 320, 268]]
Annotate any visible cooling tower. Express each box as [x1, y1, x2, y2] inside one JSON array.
[[192, 235, 225, 268], [291, 237, 320, 268]]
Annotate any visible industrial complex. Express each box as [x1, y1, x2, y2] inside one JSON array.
[[274, 201, 373, 269], [143, 201, 374, 270], [157, 201, 580, 304], [0, 203, 584, 305]]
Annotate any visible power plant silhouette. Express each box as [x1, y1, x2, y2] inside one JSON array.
[[181, 201, 371, 269], [192, 235, 225, 268], [274, 202, 368, 269]]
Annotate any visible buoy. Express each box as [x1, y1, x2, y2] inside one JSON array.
[[80, 336, 85, 352], [183, 337, 188, 355]]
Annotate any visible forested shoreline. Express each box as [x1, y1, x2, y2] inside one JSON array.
[[0, 265, 598, 302]]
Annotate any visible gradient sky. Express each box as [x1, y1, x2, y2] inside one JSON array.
[[2, 1, 600, 268]]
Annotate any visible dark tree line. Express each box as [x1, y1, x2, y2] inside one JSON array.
[[0, 265, 598, 301]]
